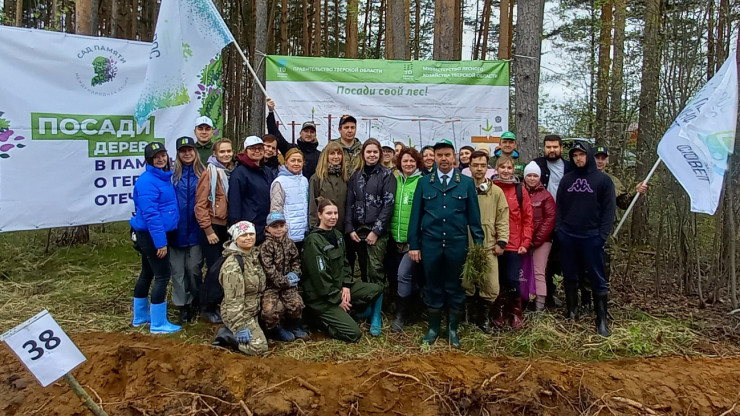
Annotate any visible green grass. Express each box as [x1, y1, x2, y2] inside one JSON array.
[[0, 224, 702, 361]]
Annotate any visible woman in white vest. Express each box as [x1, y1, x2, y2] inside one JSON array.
[[270, 148, 310, 249]]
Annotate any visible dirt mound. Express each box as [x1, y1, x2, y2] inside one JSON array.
[[1, 332, 739, 416]]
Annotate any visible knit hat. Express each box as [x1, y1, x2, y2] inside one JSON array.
[[474, 143, 491, 155], [523, 161, 541, 178], [228, 221, 255, 240]]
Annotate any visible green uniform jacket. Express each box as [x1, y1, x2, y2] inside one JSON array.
[[408, 168, 485, 250], [390, 171, 422, 243], [301, 227, 354, 310], [308, 173, 348, 233], [195, 140, 214, 165]]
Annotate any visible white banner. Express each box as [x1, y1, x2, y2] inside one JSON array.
[[657, 50, 737, 215], [0, 27, 224, 232], [265, 56, 510, 150]]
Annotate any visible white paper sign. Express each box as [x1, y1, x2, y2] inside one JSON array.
[[1, 310, 86, 387]]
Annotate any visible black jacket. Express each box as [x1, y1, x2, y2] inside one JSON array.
[[227, 153, 277, 243], [267, 112, 320, 180], [533, 156, 573, 189], [346, 163, 397, 236], [555, 143, 616, 240]]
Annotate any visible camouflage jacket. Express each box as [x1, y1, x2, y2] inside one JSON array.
[[258, 233, 301, 291], [218, 245, 266, 333]]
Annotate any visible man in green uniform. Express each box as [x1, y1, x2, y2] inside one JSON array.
[[332, 115, 363, 176], [194, 116, 215, 164], [492, 131, 525, 178], [408, 139, 485, 348], [594, 146, 648, 208], [302, 213, 383, 343]]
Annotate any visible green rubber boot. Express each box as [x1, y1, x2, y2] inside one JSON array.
[[448, 309, 461, 348], [422, 308, 442, 345]]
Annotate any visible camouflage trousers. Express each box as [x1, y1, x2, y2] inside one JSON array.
[[235, 317, 268, 356], [260, 287, 304, 329]]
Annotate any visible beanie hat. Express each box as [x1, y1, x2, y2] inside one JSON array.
[[523, 161, 541, 178], [228, 221, 255, 241]]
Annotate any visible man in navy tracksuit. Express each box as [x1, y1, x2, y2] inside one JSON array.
[[555, 141, 615, 337]]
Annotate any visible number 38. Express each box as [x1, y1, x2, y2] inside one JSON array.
[[22, 330, 61, 360]]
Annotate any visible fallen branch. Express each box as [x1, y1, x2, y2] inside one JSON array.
[[382, 370, 421, 383], [612, 396, 656, 415], [296, 376, 322, 395], [239, 400, 253, 416], [719, 403, 736, 416], [514, 364, 532, 383], [253, 377, 297, 396], [480, 372, 505, 389]]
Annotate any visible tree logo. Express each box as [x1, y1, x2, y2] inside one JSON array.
[[91, 56, 118, 86], [75, 45, 129, 96], [0, 111, 27, 160]]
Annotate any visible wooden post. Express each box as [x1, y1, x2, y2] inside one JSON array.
[[63, 373, 109, 416]]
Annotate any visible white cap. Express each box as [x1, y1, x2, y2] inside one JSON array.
[[228, 221, 256, 240], [195, 116, 213, 128], [243, 135, 263, 149], [380, 140, 395, 150], [523, 161, 541, 178]]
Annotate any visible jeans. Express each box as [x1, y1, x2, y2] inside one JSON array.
[[498, 251, 522, 297], [200, 224, 229, 270], [133, 230, 171, 304], [397, 252, 422, 298], [169, 245, 203, 306]]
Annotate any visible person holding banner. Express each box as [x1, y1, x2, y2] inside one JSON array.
[[266, 98, 321, 180], [228, 136, 277, 244], [556, 141, 615, 337], [169, 137, 206, 324], [195, 138, 234, 324], [130, 142, 182, 334], [593, 146, 648, 208], [194, 116, 215, 165]]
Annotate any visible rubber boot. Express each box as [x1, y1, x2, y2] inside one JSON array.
[[369, 294, 384, 336], [150, 302, 182, 334], [132, 297, 150, 327], [594, 294, 610, 337], [564, 283, 579, 320], [356, 306, 372, 319], [510, 296, 523, 330], [285, 318, 308, 340], [448, 309, 461, 349], [202, 305, 223, 324], [580, 287, 593, 317], [464, 296, 478, 325], [178, 306, 191, 324], [535, 295, 546, 312], [391, 296, 409, 333], [492, 295, 508, 328], [268, 325, 296, 342], [212, 326, 238, 350], [422, 308, 442, 344]]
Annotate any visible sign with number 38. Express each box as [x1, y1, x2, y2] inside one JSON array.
[[1, 310, 86, 387]]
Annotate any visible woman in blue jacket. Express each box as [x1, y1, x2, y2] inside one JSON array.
[[170, 137, 205, 323], [130, 142, 181, 334]]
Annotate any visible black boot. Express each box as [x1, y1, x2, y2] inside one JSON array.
[[580, 288, 593, 317], [391, 296, 409, 333], [178, 306, 191, 324], [464, 296, 479, 326], [564, 283, 579, 320], [594, 293, 610, 337], [422, 308, 442, 344], [448, 309, 461, 348]]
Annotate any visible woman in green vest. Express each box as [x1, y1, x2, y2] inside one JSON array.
[[388, 147, 424, 332]]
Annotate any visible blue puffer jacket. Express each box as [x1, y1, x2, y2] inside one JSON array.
[[172, 164, 200, 247], [130, 164, 179, 249]]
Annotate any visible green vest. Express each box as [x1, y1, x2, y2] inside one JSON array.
[[390, 172, 422, 243]]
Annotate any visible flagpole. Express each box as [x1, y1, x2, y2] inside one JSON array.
[[231, 40, 287, 129], [612, 157, 662, 237]]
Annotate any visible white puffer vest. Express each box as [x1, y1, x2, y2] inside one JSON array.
[[274, 172, 309, 242]]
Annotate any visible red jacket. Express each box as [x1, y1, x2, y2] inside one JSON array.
[[493, 179, 534, 251], [526, 182, 556, 248]]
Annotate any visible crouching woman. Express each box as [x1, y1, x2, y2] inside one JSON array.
[[219, 221, 268, 356], [302, 199, 383, 342]]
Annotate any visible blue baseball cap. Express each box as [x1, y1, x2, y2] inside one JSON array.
[[266, 211, 286, 226]]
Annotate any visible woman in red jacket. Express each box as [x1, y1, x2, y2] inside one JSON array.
[[492, 156, 534, 329], [523, 161, 556, 311]]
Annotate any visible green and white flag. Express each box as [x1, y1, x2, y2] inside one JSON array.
[[134, 0, 234, 125], [265, 56, 509, 149]]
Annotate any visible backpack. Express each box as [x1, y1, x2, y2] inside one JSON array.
[[200, 254, 244, 308], [515, 182, 523, 211]]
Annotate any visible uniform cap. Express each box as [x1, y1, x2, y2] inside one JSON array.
[[433, 139, 455, 151], [501, 131, 516, 140]]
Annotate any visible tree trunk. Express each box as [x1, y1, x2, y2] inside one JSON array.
[[413, 0, 420, 59], [452, 0, 462, 59], [630, 0, 662, 244], [302, 0, 310, 54], [375, 0, 385, 58], [498, 0, 511, 59], [51, 0, 60, 30], [363, 0, 372, 56], [594, 0, 612, 144], [433, 0, 457, 60], [323, 0, 329, 54], [479, 0, 492, 60], [707, 0, 715, 80], [249, 0, 267, 135], [280, 0, 288, 53], [345, 0, 358, 57], [513, 0, 544, 162], [313, 0, 322, 55], [15, 0, 23, 26], [266, 0, 277, 53], [608, 0, 625, 153], [335, 0, 340, 55], [129, 0, 138, 40], [111, 0, 120, 37], [386, 0, 407, 59]]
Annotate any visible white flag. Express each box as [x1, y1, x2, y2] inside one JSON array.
[[657, 50, 737, 215], [134, 0, 234, 125]]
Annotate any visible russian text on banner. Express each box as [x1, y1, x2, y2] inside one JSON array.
[[134, 0, 234, 126]]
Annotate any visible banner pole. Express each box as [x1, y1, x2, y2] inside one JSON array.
[[612, 157, 662, 238], [231, 40, 286, 129]]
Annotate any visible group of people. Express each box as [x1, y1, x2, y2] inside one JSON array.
[[128, 101, 647, 354]]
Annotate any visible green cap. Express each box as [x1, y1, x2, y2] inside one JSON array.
[[433, 139, 455, 151], [501, 131, 516, 140], [594, 146, 608, 156]]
